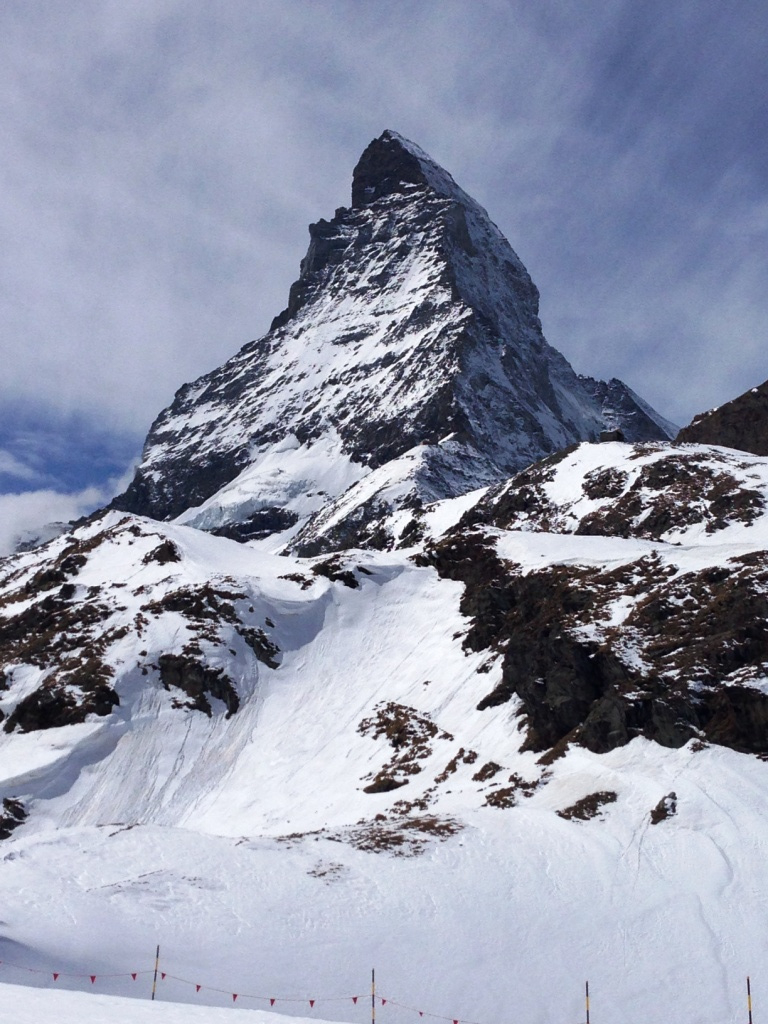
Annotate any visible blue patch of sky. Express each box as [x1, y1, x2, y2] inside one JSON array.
[[0, 401, 140, 496]]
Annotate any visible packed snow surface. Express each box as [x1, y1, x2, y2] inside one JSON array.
[[0, 980, 324, 1024]]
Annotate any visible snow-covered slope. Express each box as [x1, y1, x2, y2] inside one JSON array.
[[0, 981, 310, 1024], [3, 437, 768, 1022], [113, 131, 673, 546], [469, 439, 768, 543]]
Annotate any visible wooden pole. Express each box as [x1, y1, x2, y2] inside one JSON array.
[[151, 945, 160, 1001], [585, 980, 590, 1024], [372, 968, 376, 1024], [748, 976, 753, 1024]]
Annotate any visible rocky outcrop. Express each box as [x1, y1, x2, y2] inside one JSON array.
[[421, 529, 768, 757], [157, 655, 239, 717], [3, 676, 118, 733], [465, 442, 768, 543], [677, 379, 768, 455], [0, 797, 27, 839], [0, 515, 281, 740]]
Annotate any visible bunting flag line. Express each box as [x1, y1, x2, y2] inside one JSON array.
[[0, 953, 581, 1024], [380, 995, 486, 1024], [0, 961, 147, 982]]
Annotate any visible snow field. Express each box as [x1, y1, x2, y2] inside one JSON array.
[[3, 483, 768, 1024], [0, 979, 325, 1024]]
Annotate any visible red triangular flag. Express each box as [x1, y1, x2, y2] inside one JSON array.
[[131, 973, 137, 981], [233, 994, 238, 1003], [52, 973, 59, 981], [381, 998, 387, 1006], [310, 999, 315, 1008], [353, 997, 358, 1004], [270, 998, 276, 1006], [454, 1019, 459, 1023], [90, 976, 96, 984], [196, 984, 201, 993], [161, 972, 166, 980]]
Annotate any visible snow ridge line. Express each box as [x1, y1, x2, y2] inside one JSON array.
[[0, 958, 486, 1022]]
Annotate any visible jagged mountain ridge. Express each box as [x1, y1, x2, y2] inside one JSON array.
[[113, 131, 673, 547]]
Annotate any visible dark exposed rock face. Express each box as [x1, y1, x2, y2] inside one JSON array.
[[157, 655, 239, 717], [142, 539, 182, 565], [112, 131, 672, 536], [0, 526, 123, 733], [650, 792, 677, 824], [420, 530, 768, 757], [0, 797, 27, 839], [557, 791, 617, 821], [3, 678, 118, 733], [351, 133, 435, 208], [210, 508, 299, 543], [677, 379, 768, 455]]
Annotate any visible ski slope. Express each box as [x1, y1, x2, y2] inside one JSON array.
[[0, 980, 326, 1024], [2, 458, 768, 1024]]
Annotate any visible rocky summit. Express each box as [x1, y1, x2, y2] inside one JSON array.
[[2, 131, 768, 1024], [676, 377, 768, 455], [113, 130, 673, 550]]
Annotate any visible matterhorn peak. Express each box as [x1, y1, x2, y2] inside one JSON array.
[[351, 129, 470, 208], [113, 132, 673, 549], [7, 135, 768, 1024]]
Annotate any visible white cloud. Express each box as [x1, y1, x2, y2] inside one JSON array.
[[0, 460, 135, 556], [0, 487, 98, 557], [0, 450, 40, 482]]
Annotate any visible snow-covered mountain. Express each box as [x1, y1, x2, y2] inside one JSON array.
[[113, 131, 673, 550], [3, 131, 768, 1024]]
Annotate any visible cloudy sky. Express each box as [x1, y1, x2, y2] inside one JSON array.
[[2, 1, 767, 550]]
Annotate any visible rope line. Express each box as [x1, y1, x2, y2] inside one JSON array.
[[0, 957, 494, 1022]]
